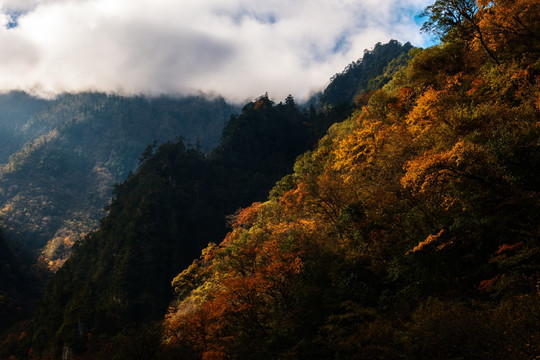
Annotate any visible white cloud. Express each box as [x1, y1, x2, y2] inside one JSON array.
[[0, 0, 431, 103], [0, 0, 65, 13]]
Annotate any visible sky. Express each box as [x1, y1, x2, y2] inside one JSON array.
[[0, 0, 432, 104]]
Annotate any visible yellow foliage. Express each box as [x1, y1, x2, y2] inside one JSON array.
[[401, 141, 482, 195], [334, 108, 410, 179], [406, 87, 450, 140], [475, 0, 540, 57], [63, 236, 72, 247]]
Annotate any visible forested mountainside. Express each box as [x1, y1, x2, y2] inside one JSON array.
[[0, 94, 237, 268], [307, 40, 414, 138], [22, 99, 313, 357], [0, 92, 50, 164], [0, 40, 416, 358], [160, 0, 540, 358], [314, 39, 414, 109]]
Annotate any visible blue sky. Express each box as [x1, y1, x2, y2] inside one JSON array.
[[0, 0, 433, 103]]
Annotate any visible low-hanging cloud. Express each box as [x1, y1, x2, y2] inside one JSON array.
[[0, 0, 431, 103]]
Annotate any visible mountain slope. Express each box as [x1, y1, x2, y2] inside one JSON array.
[[307, 40, 414, 137], [0, 93, 237, 267], [25, 99, 312, 356], [160, 2, 540, 359], [0, 92, 49, 164], [312, 40, 414, 109]]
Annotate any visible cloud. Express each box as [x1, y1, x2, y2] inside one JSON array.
[[0, 0, 432, 103]]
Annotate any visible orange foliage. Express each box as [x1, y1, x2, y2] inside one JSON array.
[[476, 0, 540, 57], [401, 141, 489, 195], [334, 110, 410, 180], [164, 298, 229, 358], [229, 202, 263, 229], [406, 87, 449, 139], [407, 229, 446, 254], [164, 206, 304, 357], [280, 183, 308, 212]]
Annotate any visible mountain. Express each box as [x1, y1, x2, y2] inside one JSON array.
[[310, 40, 414, 110], [0, 92, 49, 164], [0, 93, 238, 268], [10, 40, 418, 358], [13, 2, 534, 358], [159, 2, 540, 359], [0, 41, 414, 270], [306, 39, 414, 138]]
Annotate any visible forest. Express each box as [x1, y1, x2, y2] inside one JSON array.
[[0, 0, 539, 358]]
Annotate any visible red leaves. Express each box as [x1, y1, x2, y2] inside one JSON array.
[[164, 203, 304, 357], [228, 202, 263, 229]]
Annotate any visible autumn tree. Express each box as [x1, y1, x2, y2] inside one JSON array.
[[422, 0, 500, 63], [475, 0, 540, 60]]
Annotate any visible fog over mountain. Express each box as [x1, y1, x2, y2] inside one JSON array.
[[0, 0, 430, 103]]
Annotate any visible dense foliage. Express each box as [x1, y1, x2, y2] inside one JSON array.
[[161, 1, 540, 359], [0, 230, 41, 335]]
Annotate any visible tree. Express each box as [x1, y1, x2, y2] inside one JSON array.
[[422, 0, 500, 64], [475, 0, 540, 60]]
